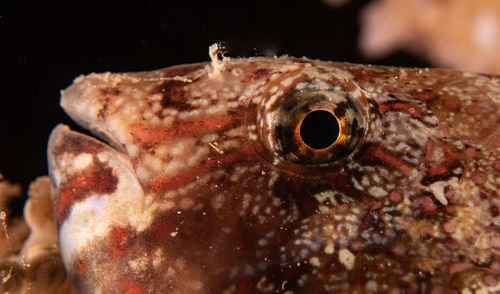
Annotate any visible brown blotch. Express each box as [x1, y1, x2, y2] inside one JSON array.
[[100, 87, 121, 96], [489, 205, 499, 217], [241, 69, 271, 83], [57, 163, 118, 224], [97, 97, 110, 120], [52, 133, 105, 156], [160, 63, 205, 78], [157, 80, 192, 111]]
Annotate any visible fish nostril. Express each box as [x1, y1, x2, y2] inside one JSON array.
[[299, 110, 339, 150]]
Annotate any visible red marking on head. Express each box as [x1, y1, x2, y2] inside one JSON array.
[[241, 69, 271, 83], [369, 147, 414, 177], [354, 72, 371, 84], [471, 172, 487, 185], [369, 200, 382, 210], [149, 148, 254, 194], [423, 140, 460, 176], [109, 227, 131, 257], [122, 281, 146, 294], [415, 91, 434, 101], [57, 165, 118, 224], [131, 109, 252, 146], [388, 190, 403, 203], [340, 80, 357, 92], [445, 205, 455, 215], [390, 246, 405, 256], [448, 262, 474, 274], [464, 147, 476, 158], [420, 196, 438, 214], [426, 165, 448, 177], [442, 221, 455, 233], [378, 102, 422, 119], [360, 213, 375, 230], [443, 99, 459, 111]]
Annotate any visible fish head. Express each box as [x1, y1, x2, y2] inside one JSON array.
[[48, 57, 500, 293]]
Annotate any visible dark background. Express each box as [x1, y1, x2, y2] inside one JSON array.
[[0, 0, 429, 192]]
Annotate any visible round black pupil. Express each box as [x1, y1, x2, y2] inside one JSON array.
[[299, 110, 339, 150]]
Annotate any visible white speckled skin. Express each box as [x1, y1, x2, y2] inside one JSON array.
[[48, 56, 500, 293]]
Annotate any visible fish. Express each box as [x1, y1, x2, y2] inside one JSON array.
[[47, 47, 500, 293]]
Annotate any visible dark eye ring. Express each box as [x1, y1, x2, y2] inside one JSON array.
[[262, 88, 368, 167]]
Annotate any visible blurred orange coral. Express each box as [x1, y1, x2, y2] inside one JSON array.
[[360, 0, 500, 75]]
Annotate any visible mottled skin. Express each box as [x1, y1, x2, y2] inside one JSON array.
[[48, 56, 500, 293]]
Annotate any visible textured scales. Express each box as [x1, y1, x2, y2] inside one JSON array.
[[48, 55, 500, 293]]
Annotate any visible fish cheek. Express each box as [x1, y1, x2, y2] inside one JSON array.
[[48, 125, 147, 292]]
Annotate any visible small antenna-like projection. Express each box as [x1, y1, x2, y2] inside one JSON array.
[[207, 42, 231, 78]]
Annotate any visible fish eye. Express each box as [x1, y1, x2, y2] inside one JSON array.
[[299, 109, 340, 150], [254, 87, 368, 167]]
